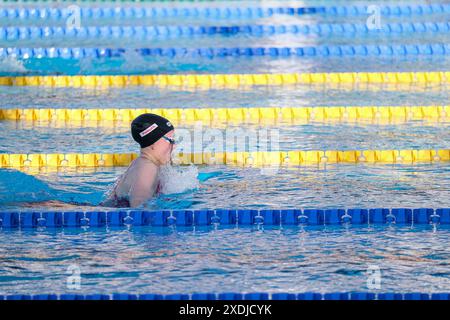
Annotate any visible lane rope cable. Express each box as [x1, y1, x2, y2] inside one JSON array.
[[1, 71, 449, 88], [1, 4, 449, 20], [3, 43, 449, 59], [0, 149, 449, 168], [1, 21, 449, 40], [0, 208, 449, 227], [1, 106, 448, 123]]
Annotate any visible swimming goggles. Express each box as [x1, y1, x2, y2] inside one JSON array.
[[162, 136, 176, 145]]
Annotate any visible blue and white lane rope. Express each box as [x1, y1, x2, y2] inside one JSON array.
[[1, 292, 449, 300], [1, 4, 449, 20], [2, 44, 448, 59], [0, 208, 448, 228], [1, 22, 449, 40]]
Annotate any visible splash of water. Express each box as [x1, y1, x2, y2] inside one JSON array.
[[0, 56, 27, 73], [78, 57, 94, 74], [120, 49, 148, 72], [158, 164, 199, 195]]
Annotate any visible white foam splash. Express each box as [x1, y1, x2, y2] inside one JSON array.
[[158, 165, 199, 195], [0, 56, 27, 73], [78, 57, 94, 73], [120, 49, 148, 72]]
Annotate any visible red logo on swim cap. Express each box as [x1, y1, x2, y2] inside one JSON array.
[[139, 123, 158, 137]]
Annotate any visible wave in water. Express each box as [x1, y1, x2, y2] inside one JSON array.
[[0, 56, 27, 73], [158, 164, 200, 195]]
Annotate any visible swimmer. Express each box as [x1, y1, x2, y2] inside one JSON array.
[[101, 113, 176, 208]]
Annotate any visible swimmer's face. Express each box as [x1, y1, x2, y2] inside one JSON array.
[[152, 130, 175, 165]]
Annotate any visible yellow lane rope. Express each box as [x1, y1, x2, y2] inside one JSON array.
[[1, 106, 448, 124], [0, 71, 448, 88], [1, 149, 449, 168]]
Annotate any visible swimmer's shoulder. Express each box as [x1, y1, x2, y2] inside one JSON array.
[[134, 156, 159, 172]]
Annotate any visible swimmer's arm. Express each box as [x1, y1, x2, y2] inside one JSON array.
[[23, 200, 98, 210], [129, 165, 158, 208]]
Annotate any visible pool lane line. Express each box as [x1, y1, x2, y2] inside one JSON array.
[[0, 71, 448, 88], [0, 209, 449, 228], [0, 292, 449, 300], [0, 292, 448, 300], [1, 21, 449, 41], [1, 149, 449, 168], [2, 3, 449, 20], [3, 43, 449, 59], [0, 82, 443, 94], [1, 106, 449, 124]]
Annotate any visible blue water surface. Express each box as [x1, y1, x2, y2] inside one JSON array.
[[0, 0, 449, 297], [0, 224, 449, 295]]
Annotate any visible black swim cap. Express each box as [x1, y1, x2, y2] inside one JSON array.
[[131, 113, 174, 148]]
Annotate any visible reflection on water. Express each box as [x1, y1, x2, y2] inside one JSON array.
[[0, 224, 449, 294], [0, 84, 448, 111], [0, 117, 449, 154], [1, 162, 449, 210]]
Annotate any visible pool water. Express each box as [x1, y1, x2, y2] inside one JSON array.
[[1, 224, 449, 295], [1, 121, 449, 154], [1, 163, 449, 210], [1, 84, 448, 109], [0, 0, 449, 297]]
